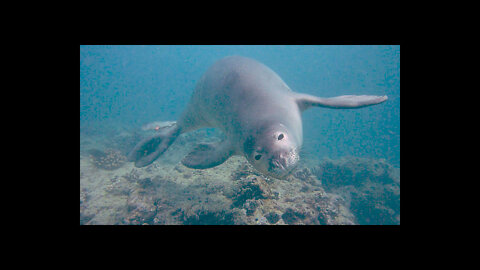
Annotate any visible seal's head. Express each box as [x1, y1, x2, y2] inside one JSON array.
[[244, 123, 300, 179]]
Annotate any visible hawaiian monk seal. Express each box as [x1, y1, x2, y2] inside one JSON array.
[[128, 56, 387, 178]]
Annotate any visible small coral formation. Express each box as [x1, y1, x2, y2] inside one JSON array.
[[228, 175, 273, 209], [89, 148, 126, 170], [265, 212, 280, 224]]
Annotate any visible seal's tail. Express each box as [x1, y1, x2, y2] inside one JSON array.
[[141, 121, 177, 131], [127, 121, 180, 167]]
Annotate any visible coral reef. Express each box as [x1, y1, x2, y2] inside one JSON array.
[[80, 128, 400, 225]]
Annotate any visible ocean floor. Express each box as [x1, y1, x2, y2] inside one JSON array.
[[80, 124, 400, 225]]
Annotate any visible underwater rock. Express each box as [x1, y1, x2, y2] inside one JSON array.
[[80, 124, 399, 225], [228, 167, 353, 224], [273, 185, 349, 225], [80, 212, 95, 225], [229, 175, 273, 208], [265, 212, 280, 224], [281, 208, 307, 224], [293, 167, 318, 186], [314, 194, 340, 225], [231, 162, 261, 181], [80, 188, 89, 205], [122, 176, 191, 225], [174, 165, 184, 173], [88, 148, 126, 170], [349, 181, 400, 225], [180, 201, 235, 225], [228, 208, 248, 225], [188, 179, 226, 195], [124, 168, 141, 183], [80, 188, 93, 225], [256, 216, 269, 225], [182, 209, 235, 225], [105, 182, 131, 196], [312, 157, 400, 225], [136, 177, 154, 189], [243, 199, 261, 216], [103, 175, 132, 196], [129, 177, 236, 225], [313, 157, 397, 189], [124, 189, 158, 225]]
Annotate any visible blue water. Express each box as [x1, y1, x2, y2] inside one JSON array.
[[80, 45, 399, 167]]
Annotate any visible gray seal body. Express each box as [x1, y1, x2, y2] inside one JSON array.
[[128, 56, 387, 178]]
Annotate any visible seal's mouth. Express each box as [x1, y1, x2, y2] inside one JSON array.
[[271, 159, 287, 171], [267, 150, 299, 178]]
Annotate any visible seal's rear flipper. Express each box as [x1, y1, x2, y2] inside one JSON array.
[[141, 121, 177, 131], [181, 141, 233, 169], [296, 94, 387, 111], [127, 124, 180, 167]]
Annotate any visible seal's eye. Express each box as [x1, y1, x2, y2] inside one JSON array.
[[278, 133, 284, 140], [255, 154, 262, 160]]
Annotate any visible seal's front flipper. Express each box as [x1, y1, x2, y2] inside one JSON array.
[[182, 140, 233, 169], [127, 124, 180, 167], [296, 94, 387, 111]]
